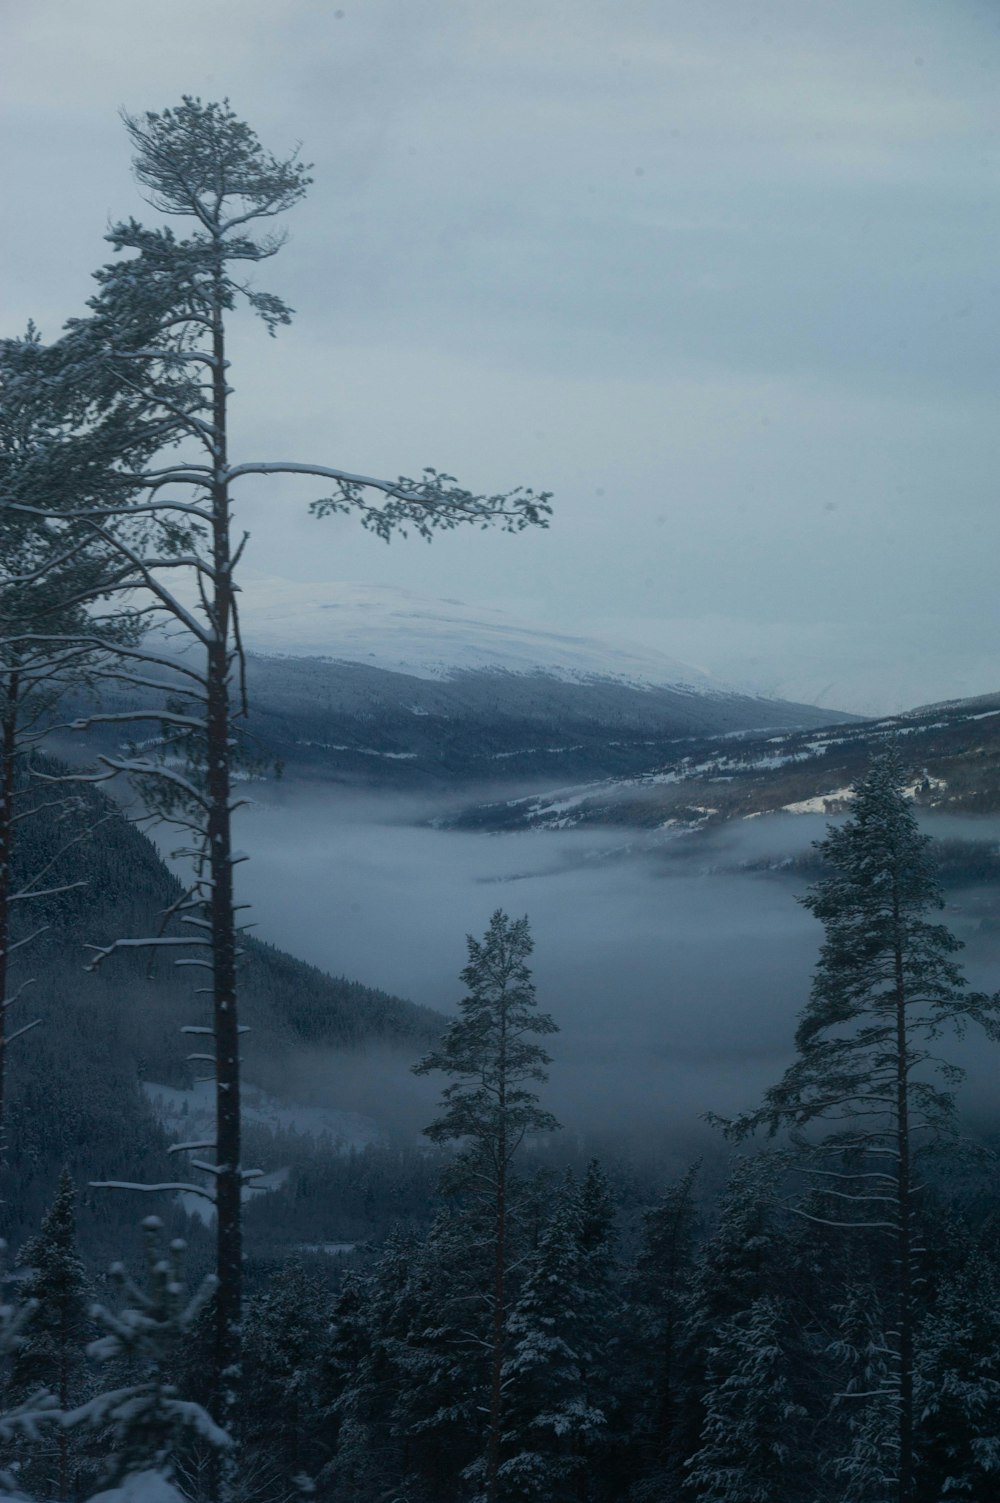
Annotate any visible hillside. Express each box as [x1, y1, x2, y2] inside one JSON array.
[[58, 653, 854, 789], [3, 766, 444, 1263], [445, 690, 1000, 833], [239, 652, 854, 787]]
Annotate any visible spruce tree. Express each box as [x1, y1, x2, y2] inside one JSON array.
[[673, 1157, 788, 1489], [240, 1258, 331, 1488], [499, 1174, 611, 1503], [325, 1221, 481, 1503], [724, 747, 1000, 1503], [826, 1280, 901, 1503], [0, 1241, 58, 1500], [414, 910, 560, 1503], [65, 1217, 227, 1497], [626, 1163, 699, 1497], [914, 1255, 1000, 1501], [10, 1171, 92, 1502], [684, 1295, 808, 1503], [568, 1161, 622, 1500]]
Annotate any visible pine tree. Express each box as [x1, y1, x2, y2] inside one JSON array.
[[57, 102, 550, 1451], [724, 747, 1000, 1503], [0, 329, 146, 1167], [10, 1171, 93, 1502], [414, 910, 560, 1503]]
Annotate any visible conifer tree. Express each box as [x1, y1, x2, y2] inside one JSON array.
[[53, 102, 550, 1451], [0, 330, 146, 1166], [240, 1258, 331, 1487], [913, 1254, 1000, 1501], [10, 1171, 92, 1502], [325, 1221, 481, 1503], [499, 1175, 610, 1503], [0, 1240, 58, 1500], [626, 1163, 699, 1497], [674, 1157, 786, 1486], [826, 1281, 901, 1503], [568, 1161, 622, 1499], [724, 747, 1000, 1503], [414, 910, 559, 1503], [684, 1295, 808, 1503]]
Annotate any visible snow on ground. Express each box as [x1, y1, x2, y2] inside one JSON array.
[[780, 774, 944, 816], [142, 1081, 381, 1225], [781, 787, 856, 815], [90, 1473, 187, 1503]]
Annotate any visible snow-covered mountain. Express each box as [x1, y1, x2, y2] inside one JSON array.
[[82, 582, 854, 791], [237, 579, 722, 691]]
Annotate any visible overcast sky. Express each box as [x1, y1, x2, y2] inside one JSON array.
[[3, 0, 999, 713]]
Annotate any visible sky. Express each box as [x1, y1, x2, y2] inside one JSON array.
[[3, 0, 1000, 714]]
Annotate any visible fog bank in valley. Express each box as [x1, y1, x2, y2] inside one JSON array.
[[230, 787, 1000, 1153]]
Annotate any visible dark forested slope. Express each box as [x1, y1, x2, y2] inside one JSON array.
[[3, 767, 443, 1260]]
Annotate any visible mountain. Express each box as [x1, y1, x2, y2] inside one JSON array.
[[84, 584, 854, 790], [445, 689, 1000, 834], [237, 580, 721, 686]]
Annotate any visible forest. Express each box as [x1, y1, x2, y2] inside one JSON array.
[[2, 98, 999, 1503]]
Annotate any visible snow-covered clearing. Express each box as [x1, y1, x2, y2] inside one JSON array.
[[143, 1079, 380, 1148]]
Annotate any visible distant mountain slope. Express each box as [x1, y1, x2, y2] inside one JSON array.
[[446, 690, 1000, 833], [241, 652, 856, 787]]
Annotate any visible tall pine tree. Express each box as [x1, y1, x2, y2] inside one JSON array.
[[415, 910, 559, 1503], [724, 747, 1000, 1503]]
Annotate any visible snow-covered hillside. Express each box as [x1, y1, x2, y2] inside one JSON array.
[[104, 581, 853, 791], [238, 578, 721, 692]]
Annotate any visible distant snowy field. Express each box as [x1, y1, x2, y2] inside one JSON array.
[[234, 578, 723, 692], [143, 1079, 379, 1148], [142, 1080, 379, 1224]]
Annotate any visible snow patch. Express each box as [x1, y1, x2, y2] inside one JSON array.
[[781, 788, 855, 815]]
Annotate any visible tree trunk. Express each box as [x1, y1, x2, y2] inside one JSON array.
[[487, 1157, 506, 1503], [208, 253, 242, 1473], [893, 896, 914, 1503], [487, 1000, 509, 1503], [0, 671, 17, 1173]]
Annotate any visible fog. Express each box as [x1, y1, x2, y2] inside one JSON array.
[[219, 786, 1000, 1154]]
